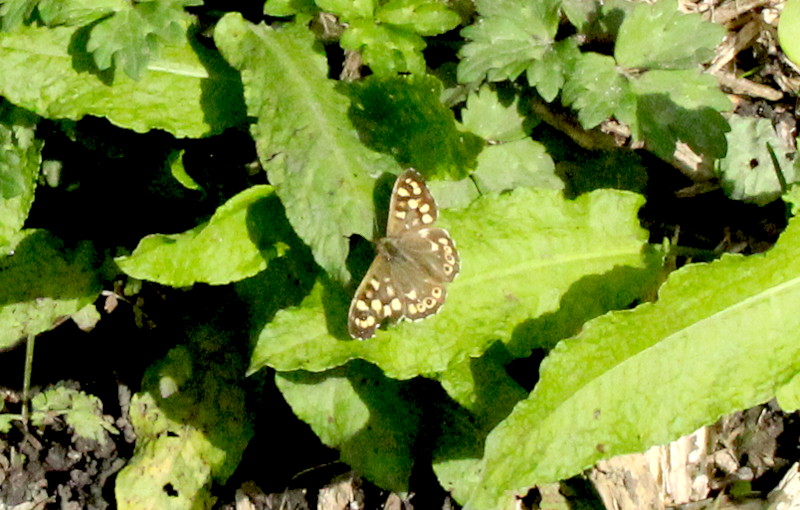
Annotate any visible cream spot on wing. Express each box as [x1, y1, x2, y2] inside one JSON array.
[[364, 315, 376, 327], [371, 299, 382, 312], [421, 213, 434, 224], [395, 211, 406, 219], [408, 303, 418, 315], [356, 300, 369, 311], [405, 290, 417, 300], [397, 187, 410, 197], [445, 253, 455, 264], [383, 304, 392, 317], [431, 287, 442, 299], [419, 230, 429, 238], [428, 241, 439, 251], [438, 237, 449, 245], [419, 203, 430, 214], [444, 264, 453, 275], [390, 298, 402, 311], [386, 285, 396, 298], [369, 279, 380, 290], [424, 297, 436, 307], [407, 198, 420, 209]]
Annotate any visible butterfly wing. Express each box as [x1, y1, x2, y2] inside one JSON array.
[[385, 169, 439, 237], [347, 253, 405, 340], [387, 227, 460, 321]]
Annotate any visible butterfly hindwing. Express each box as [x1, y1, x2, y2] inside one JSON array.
[[348, 254, 406, 340]]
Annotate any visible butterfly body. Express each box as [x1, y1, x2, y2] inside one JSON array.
[[348, 169, 460, 340]]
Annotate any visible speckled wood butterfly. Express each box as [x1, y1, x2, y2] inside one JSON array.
[[348, 169, 460, 339]]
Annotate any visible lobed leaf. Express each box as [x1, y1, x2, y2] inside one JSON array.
[[375, 0, 460, 36], [461, 214, 800, 509], [715, 116, 797, 205], [457, 0, 560, 84], [214, 14, 399, 282], [615, 0, 725, 70], [460, 86, 531, 143], [0, 103, 40, 247], [341, 19, 427, 75]]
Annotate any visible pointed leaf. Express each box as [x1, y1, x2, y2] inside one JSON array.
[[0, 23, 245, 137], [116, 186, 289, 287], [463, 215, 800, 509], [214, 14, 399, 282]]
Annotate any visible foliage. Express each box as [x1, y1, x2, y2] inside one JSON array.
[[0, 1, 796, 509], [0, 384, 118, 442]]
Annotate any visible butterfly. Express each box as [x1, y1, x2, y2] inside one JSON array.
[[348, 169, 460, 339]]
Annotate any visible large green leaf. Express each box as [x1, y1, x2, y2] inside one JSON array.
[[250, 188, 659, 380], [460, 215, 800, 509], [214, 14, 399, 283], [116, 344, 253, 510], [0, 23, 245, 137], [116, 186, 290, 287], [276, 362, 420, 492], [344, 74, 484, 179], [0, 230, 100, 349]]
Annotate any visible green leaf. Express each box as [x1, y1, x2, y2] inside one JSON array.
[[715, 116, 796, 205], [344, 74, 484, 179], [0, 23, 246, 137], [250, 188, 660, 380], [0, 0, 37, 30], [0, 230, 100, 350], [460, 86, 531, 143], [561, 52, 636, 130], [37, 0, 125, 27], [316, 0, 375, 20], [115, 344, 253, 509], [472, 139, 561, 194], [375, 0, 460, 36], [263, 0, 317, 17], [525, 38, 580, 103], [615, 0, 725, 69], [457, 0, 560, 83], [341, 19, 426, 75], [0, 102, 40, 247], [632, 70, 731, 159], [462, 214, 800, 509], [168, 149, 201, 191], [779, 0, 800, 67], [276, 361, 420, 492], [31, 385, 118, 444], [116, 186, 289, 286], [86, 0, 202, 80], [214, 14, 397, 282]]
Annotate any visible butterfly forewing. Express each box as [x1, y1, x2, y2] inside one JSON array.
[[348, 169, 459, 340], [386, 169, 439, 236]]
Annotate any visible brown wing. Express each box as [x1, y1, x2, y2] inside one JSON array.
[[347, 254, 405, 340], [385, 169, 439, 237]]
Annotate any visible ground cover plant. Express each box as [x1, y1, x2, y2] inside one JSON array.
[[1, 0, 800, 508]]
